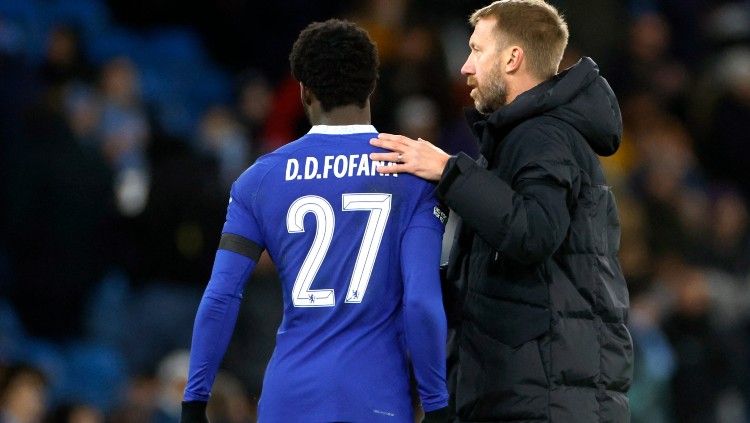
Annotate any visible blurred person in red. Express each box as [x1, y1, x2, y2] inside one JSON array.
[[234, 71, 272, 160]]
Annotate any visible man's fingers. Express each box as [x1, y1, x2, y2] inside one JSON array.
[[369, 152, 403, 164], [375, 164, 402, 174], [369, 137, 401, 152], [378, 133, 412, 144], [369, 152, 396, 162]]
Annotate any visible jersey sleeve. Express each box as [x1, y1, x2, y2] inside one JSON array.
[[221, 179, 265, 250], [406, 182, 448, 232], [183, 176, 265, 401], [401, 183, 449, 412]]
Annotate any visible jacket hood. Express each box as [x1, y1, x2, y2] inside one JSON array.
[[473, 57, 622, 157]]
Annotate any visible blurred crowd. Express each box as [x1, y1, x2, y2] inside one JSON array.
[[0, 0, 749, 422]]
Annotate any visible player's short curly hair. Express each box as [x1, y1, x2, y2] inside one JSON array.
[[290, 19, 379, 112]]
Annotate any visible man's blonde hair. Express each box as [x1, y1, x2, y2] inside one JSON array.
[[470, 0, 569, 79]]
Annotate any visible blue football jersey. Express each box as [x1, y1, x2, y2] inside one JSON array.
[[184, 125, 448, 422]]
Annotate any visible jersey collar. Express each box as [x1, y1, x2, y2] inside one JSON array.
[[307, 125, 378, 135]]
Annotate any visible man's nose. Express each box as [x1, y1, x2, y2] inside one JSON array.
[[461, 56, 474, 76]]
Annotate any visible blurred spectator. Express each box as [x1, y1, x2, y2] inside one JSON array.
[[608, 12, 689, 116], [393, 94, 478, 159], [628, 286, 675, 423], [205, 373, 254, 423], [600, 92, 664, 186], [196, 106, 250, 188], [661, 265, 732, 423], [62, 84, 102, 146], [629, 117, 708, 262], [693, 48, 750, 201], [395, 95, 440, 142], [346, 0, 408, 64], [0, 364, 48, 423], [255, 74, 306, 153], [616, 195, 654, 285], [151, 351, 189, 423], [124, 141, 225, 287], [5, 101, 114, 340], [373, 24, 452, 131], [554, 0, 627, 70], [46, 403, 104, 423], [40, 26, 93, 90], [108, 375, 159, 423], [235, 70, 273, 154], [97, 57, 151, 215], [703, 188, 750, 276]]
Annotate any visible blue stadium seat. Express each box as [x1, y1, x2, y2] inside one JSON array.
[[48, 0, 110, 39], [0, 299, 25, 363], [60, 343, 127, 411], [0, 0, 39, 22], [192, 65, 232, 105], [0, 0, 46, 62], [19, 338, 67, 402], [86, 27, 143, 65], [144, 27, 206, 66], [84, 271, 130, 349]]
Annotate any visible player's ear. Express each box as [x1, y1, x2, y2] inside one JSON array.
[[300, 83, 314, 106]]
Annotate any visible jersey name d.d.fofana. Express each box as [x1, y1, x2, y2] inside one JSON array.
[[184, 125, 448, 423]]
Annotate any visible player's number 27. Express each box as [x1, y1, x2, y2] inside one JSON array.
[[286, 193, 391, 307]]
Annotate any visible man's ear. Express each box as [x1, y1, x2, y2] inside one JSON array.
[[504, 46, 524, 73], [300, 83, 314, 106]]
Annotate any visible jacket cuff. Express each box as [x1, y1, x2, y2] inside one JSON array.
[[423, 405, 453, 423], [436, 152, 475, 201]]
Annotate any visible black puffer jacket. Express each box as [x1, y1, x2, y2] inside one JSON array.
[[437, 57, 632, 422]]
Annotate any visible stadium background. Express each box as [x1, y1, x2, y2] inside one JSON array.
[[1, 0, 749, 422]]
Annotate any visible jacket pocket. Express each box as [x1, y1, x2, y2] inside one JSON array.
[[463, 290, 551, 348], [483, 254, 550, 308], [456, 318, 550, 422]]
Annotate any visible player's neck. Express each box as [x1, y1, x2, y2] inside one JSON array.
[[313, 103, 371, 126]]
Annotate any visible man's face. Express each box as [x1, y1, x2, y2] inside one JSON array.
[[461, 17, 507, 113]]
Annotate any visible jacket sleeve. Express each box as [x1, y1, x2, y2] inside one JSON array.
[[401, 188, 449, 412], [436, 128, 575, 265]]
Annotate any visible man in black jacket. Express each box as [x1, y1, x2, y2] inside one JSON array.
[[370, 0, 632, 421]]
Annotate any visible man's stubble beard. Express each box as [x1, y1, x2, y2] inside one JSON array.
[[474, 64, 507, 114]]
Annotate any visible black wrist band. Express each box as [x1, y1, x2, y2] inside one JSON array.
[[181, 401, 208, 423]]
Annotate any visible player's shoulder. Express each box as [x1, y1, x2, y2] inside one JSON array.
[[234, 135, 314, 188], [400, 172, 438, 195]]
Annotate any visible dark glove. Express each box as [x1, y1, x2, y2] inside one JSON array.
[[181, 401, 208, 423], [423, 405, 453, 423]]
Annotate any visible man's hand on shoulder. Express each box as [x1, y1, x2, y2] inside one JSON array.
[[181, 401, 208, 423], [369, 133, 451, 181]]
